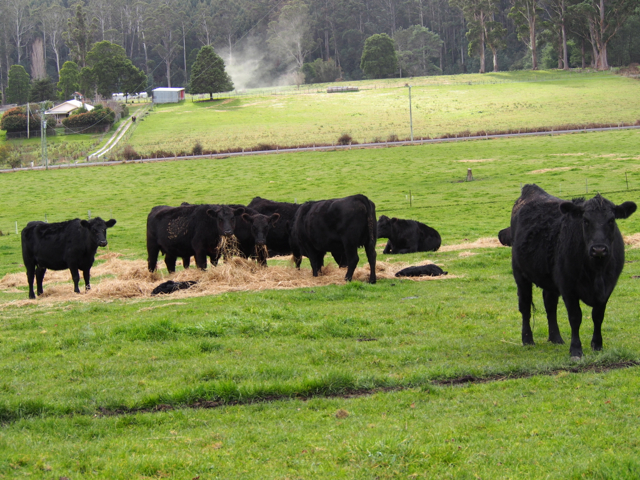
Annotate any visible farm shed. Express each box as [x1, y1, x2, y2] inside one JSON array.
[[152, 87, 185, 104], [45, 100, 94, 126]]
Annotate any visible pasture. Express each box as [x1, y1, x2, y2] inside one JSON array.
[[128, 70, 640, 156], [1, 127, 640, 478]]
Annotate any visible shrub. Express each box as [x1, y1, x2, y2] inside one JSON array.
[[0, 107, 40, 132], [62, 107, 115, 128], [337, 133, 352, 145], [387, 134, 399, 142], [192, 141, 203, 156], [122, 145, 140, 160]]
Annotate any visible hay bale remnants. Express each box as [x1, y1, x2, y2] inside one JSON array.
[[0, 256, 452, 306]]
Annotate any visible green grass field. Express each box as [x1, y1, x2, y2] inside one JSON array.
[[127, 70, 640, 156], [1, 127, 640, 478]]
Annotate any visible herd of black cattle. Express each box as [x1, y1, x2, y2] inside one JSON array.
[[19, 185, 637, 358]]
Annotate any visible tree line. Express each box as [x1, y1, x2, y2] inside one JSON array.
[[0, 0, 638, 104]]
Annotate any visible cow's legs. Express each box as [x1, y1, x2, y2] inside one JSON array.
[[183, 256, 191, 269], [307, 250, 325, 277], [383, 240, 393, 254], [591, 303, 607, 352], [35, 266, 46, 296], [69, 267, 81, 293], [542, 289, 564, 344], [83, 268, 91, 291], [562, 294, 583, 358], [343, 244, 359, 282], [164, 254, 178, 273], [364, 240, 377, 284], [194, 250, 208, 270], [147, 241, 160, 272], [515, 274, 534, 345], [25, 263, 36, 299]]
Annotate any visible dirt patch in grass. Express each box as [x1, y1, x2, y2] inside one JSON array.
[[529, 166, 573, 174], [0, 254, 453, 306], [458, 158, 494, 163]]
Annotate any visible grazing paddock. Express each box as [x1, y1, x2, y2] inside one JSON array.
[[1, 129, 640, 478]]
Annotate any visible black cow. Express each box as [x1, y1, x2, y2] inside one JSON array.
[[498, 227, 512, 246], [510, 184, 636, 358], [377, 215, 441, 254], [290, 194, 377, 283], [146, 204, 244, 273], [228, 205, 280, 266], [247, 197, 302, 266], [21, 217, 117, 299]]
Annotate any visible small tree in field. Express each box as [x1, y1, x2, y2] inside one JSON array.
[[189, 45, 233, 100], [360, 34, 398, 79], [57, 61, 81, 100]]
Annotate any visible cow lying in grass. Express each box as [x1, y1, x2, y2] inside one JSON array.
[[377, 215, 441, 254]]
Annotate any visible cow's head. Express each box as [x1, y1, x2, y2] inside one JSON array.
[[81, 217, 117, 247], [241, 213, 280, 245], [207, 206, 245, 236], [560, 195, 636, 259], [377, 215, 394, 239]]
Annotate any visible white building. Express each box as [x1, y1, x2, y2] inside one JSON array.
[[152, 87, 185, 104], [45, 100, 94, 126]]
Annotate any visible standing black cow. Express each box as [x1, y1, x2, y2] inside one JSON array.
[[232, 206, 280, 266], [146, 204, 244, 273], [247, 197, 302, 266], [377, 215, 441, 254], [510, 184, 636, 358], [290, 194, 377, 283], [21, 217, 117, 299]]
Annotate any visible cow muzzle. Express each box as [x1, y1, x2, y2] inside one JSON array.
[[223, 230, 234, 237], [590, 245, 608, 258], [98, 241, 108, 247]]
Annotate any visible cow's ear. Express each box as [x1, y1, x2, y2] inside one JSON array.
[[379, 215, 388, 221], [106, 219, 117, 228], [80, 220, 90, 228], [206, 208, 219, 218], [269, 213, 280, 225], [241, 213, 252, 223], [391, 217, 399, 223], [233, 207, 245, 216], [614, 201, 637, 219], [560, 202, 584, 217]]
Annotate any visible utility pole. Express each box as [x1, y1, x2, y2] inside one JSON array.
[[406, 84, 413, 142], [41, 103, 48, 170], [27, 102, 30, 139]]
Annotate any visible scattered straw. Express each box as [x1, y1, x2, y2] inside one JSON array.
[[440, 237, 501, 252], [458, 158, 494, 163], [624, 233, 640, 248], [458, 251, 476, 257], [138, 302, 187, 312], [0, 257, 453, 306], [217, 235, 242, 259]]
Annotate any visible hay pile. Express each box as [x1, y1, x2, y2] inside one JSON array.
[[624, 233, 640, 248], [440, 237, 502, 251], [0, 253, 452, 305]]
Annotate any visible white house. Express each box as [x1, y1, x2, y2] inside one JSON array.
[[45, 100, 94, 126]]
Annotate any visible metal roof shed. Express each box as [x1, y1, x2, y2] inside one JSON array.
[[152, 87, 185, 104]]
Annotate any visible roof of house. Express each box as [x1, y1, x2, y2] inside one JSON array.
[[45, 100, 94, 115], [152, 87, 185, 92]]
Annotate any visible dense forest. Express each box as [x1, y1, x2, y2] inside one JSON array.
[[0, 0, 639, 101]]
